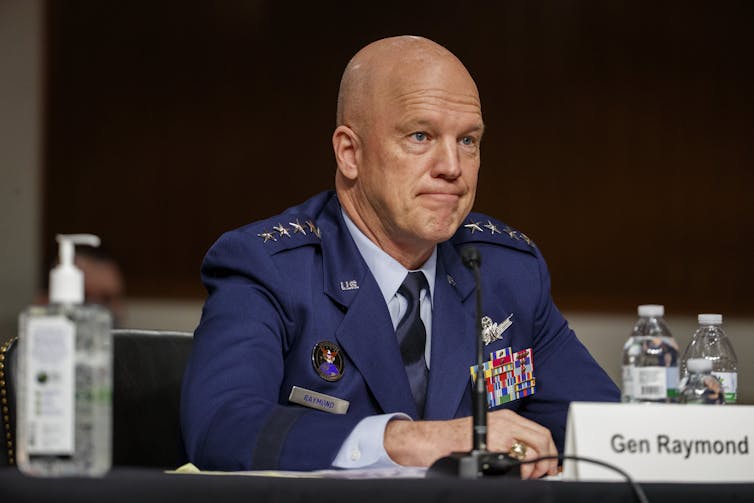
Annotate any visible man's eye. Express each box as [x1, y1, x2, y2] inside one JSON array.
[[460, 136, 475, 146], [412, 132, 427, 142]]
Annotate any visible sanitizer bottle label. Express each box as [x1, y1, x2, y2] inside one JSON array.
[[24, 316, 76, 455]]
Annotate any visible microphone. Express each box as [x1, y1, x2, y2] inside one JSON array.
[[460, 246, 486, 454], [460, 245, 481, 269], [426, 245, 520, 478]]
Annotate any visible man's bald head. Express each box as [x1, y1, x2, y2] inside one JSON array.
[[335, 36, 480, 130], [332, 36, 483, 268]]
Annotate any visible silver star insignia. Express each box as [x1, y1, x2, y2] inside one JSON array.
[[257, 231, 277, 243], [306, 219, 321, 238], [518, 232, 534, 246], [502, 226, 519, 240], [289, 219, 306, 235], [464, 221, 483, 233], [484, 221, 501, 235], [273, 223, 291, 237]]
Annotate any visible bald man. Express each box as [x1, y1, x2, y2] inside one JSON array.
[[181, 36, 619, 478]]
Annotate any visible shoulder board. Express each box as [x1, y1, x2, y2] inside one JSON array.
[[242, 213, 322, 255], [452, 213, 536, 254]]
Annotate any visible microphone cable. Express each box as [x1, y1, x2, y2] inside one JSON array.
[[513, 454, 649, 503]]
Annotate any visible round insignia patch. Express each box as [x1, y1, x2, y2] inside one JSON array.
[[312, 341, 344, 382]]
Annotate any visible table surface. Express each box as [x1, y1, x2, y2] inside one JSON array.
[[1, 467, 753, 503]]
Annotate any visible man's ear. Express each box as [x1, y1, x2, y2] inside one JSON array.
[[333, 125, 360, 181]]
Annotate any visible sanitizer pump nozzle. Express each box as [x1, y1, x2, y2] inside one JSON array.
[[49, 234, 101, 304]]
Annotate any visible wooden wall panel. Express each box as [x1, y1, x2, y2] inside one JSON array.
[[44, 2, 754, 314]]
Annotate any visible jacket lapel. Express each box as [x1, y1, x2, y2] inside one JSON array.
[[335, 276, 417, 415], [319, 196, 417, 416]]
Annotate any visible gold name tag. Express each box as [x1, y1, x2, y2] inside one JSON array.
[[288, 386, 350, 414]]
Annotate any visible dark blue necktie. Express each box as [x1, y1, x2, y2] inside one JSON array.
[[396, 271, 429, 418]]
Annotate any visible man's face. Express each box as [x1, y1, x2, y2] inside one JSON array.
[[354, 66, 483, 252]]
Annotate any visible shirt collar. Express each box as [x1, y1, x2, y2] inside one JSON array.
[[341, 209, 436, 305]]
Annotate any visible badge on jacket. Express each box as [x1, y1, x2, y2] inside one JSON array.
[[312, 341, 344, 382], [482, 313, 513, 345], [288, 386, 349, 414], [470, 346, 536, 408]]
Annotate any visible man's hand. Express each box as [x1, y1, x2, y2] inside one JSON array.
[[384, 409, 558, 479]]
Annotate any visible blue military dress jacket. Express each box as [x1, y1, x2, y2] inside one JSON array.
[[180, 191, 619, 471]]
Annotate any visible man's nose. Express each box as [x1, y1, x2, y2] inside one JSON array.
[[431, 137, 462, 179]]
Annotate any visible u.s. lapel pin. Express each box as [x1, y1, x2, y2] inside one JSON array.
[[339, 280, 359, 291], [481, 314, 513, 345]]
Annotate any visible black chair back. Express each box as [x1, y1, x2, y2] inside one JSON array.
[[112, 329, 193, 468]]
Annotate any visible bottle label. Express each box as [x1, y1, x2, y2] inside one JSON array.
[[633, 366, 668, 400], [666, 366, 680, 399], [712, 371, 738, 403], [23, 316, 76, 455]]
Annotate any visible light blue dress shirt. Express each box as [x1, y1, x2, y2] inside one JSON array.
[[331, 210, 436, 468]]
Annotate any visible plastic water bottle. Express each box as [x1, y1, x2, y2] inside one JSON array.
[[681, 314, 738, 404], [678, 358, 725, 404], [621, 304, 680, 403]]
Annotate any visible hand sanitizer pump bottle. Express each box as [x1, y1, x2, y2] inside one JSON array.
[[17, 234, 113, 476]]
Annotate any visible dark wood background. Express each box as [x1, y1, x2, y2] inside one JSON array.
[[43, 1, 754, 315]]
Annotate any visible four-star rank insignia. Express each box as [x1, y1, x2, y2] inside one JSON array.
[[257, 218, 320, 243], [312, 341, 344, 382], [463, 218, 536, 248]]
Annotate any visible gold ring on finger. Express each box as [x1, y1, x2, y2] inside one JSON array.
[[509, 440, 527, 461]]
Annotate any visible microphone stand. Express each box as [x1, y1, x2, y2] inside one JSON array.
[[426, 246, 520, 478]]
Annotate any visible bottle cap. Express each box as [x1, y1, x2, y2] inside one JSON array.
[[698, 313, 723, 325], [638, 304, 664, 317], [686, 358, 713, 373], [49, 234, 101, 304]]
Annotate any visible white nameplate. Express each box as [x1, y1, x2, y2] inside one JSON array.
[[288, 386, 350, 414], [563, 402, 754, 482]]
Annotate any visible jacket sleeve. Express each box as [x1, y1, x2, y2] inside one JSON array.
[[180, 229, 362, 470], [520, 246, 621, 453]]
